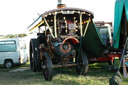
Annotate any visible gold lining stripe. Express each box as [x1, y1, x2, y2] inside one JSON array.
[[29, 20, 44, 32]]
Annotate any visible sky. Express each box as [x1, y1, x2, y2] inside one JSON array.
[[0, 0, 115, 35]]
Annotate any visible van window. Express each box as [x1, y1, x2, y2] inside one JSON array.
[[0, 40, 16, 52]]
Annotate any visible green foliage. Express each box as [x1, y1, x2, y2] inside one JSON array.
[[18, 34, 27, 38], [0, 33, 27, 39]]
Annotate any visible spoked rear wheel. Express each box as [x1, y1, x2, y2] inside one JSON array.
[[42, 52, 53, 81], [30, 39, 41, 72], [76, 49, 88, 75], [30, 50, 36, 72]]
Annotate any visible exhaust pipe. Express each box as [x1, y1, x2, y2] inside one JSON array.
[[57, 0, 66, 8]]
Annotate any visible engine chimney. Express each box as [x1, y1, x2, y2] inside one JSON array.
[[57, 0, 66, 8]]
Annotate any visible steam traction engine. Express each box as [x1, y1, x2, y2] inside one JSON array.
[[29, 8, 93, 81]]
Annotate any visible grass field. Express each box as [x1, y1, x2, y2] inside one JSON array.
[[0, 62, 128, 85]]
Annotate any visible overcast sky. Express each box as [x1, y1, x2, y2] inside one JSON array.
[[0, 0, 115, 35]]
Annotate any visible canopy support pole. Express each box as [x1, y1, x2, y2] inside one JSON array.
[[44, 18, 55, 38], [80, 13, 83, 36], [54, 12, 57, 38], [83, 18, 90, 36]]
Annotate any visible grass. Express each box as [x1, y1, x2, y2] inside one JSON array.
[[0, 61, 128, 85]]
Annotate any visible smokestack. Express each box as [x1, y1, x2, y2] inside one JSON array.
[[58, 0, 62, 4], [57, 0, 66, 8]]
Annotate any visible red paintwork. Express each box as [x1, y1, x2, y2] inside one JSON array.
[[88, 54, 120, 62], [60, 42, 71, 53], [62, 37, 79, 44]]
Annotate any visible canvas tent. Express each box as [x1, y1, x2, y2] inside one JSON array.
[[82, 21, 107, 57], [113, 0, 128, 49]]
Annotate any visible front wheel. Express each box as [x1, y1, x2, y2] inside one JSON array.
[[76, 49, 88, 75], [42, 52, 53, 81]]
